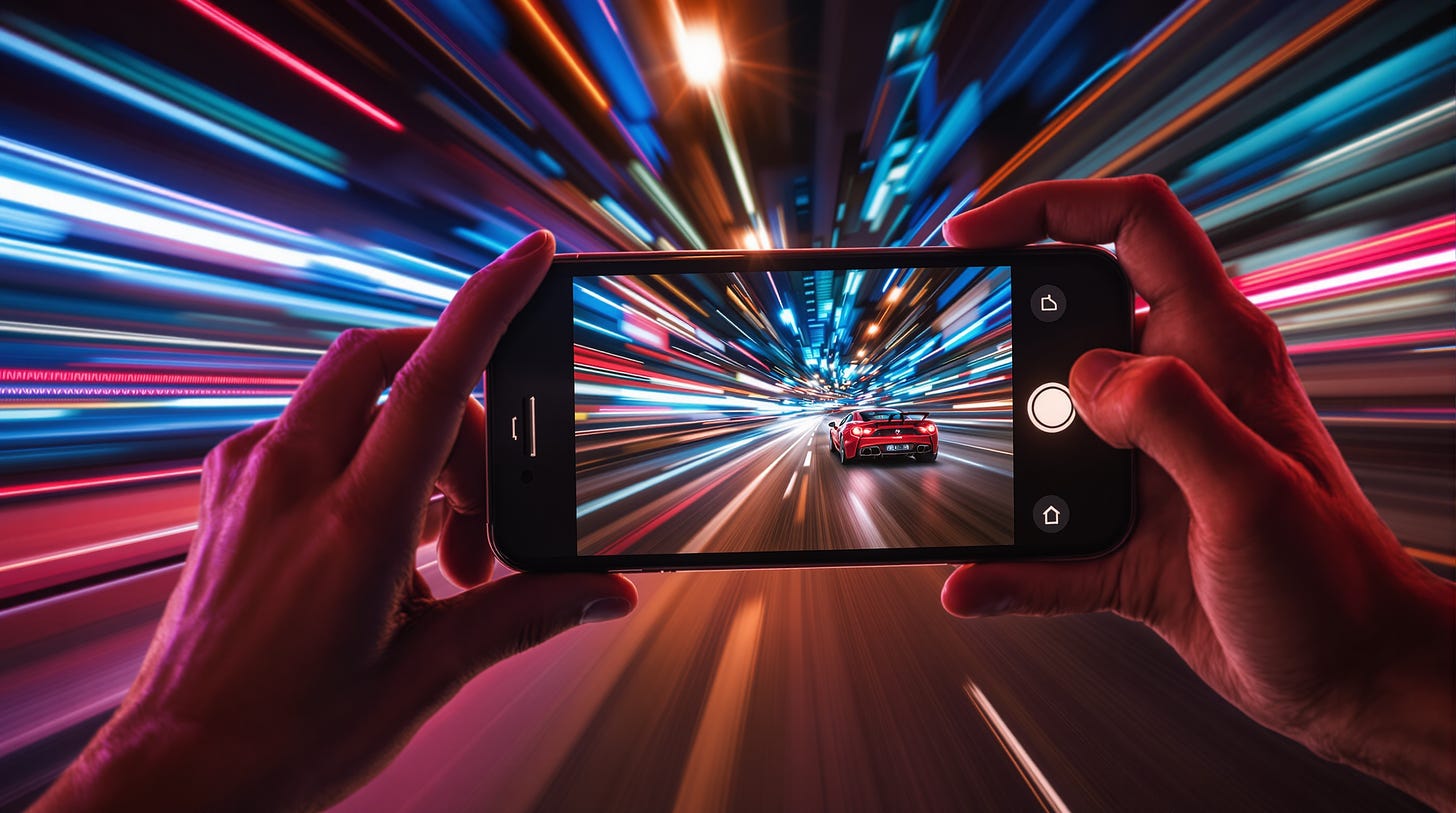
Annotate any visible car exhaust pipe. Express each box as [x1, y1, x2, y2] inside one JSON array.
[[916, 444, 930, 453]]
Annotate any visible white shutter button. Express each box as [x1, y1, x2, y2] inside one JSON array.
[[1028, 382, 1075, 433]]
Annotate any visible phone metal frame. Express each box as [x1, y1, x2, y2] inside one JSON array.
[[487, 246, 1134, 572]]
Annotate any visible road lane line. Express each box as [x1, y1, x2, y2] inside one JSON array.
[[678, 434, 805, 553], [945, 439, 1013, 456], [578, 431, 770, 518], [942, 452, 1003, 473], [964, 680, 1071, 813], [794, 477, 807, 523], [801, 449, 813, 467], [782, 470, 798, 499], [847, 494, 886, 548], [671, 597, 767, 813]]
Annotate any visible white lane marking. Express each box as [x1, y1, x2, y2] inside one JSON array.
[[942, 453, 1003, 473], [944, 439, 1012, 456], [847, 494, 886, 548], [801, 449, 813, 467], [0, 522, 197, 575], [964, 680, 1071, 813], [679, 432, 806, 554], [782, 470, 799, 499], [806, 436, 813, 447]]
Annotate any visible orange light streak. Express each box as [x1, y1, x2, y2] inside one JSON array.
[[976, 0, 1213, 199], [1092, 0, 1379, 177], [510, 0, 611, 109]]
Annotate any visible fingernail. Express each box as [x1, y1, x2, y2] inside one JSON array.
[[1072, 349, 1131, 401], [580, 597, 632, 625], [500, 230, 552, 262]]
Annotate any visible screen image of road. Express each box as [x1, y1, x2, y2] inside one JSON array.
[[574, 266, 1013, 554]]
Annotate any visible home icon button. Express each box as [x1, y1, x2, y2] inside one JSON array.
[[1033, 496, 1069, 534]]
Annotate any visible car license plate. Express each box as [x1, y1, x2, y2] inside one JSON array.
[[886, 443, 911, 452]]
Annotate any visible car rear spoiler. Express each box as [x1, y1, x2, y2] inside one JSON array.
[[887, 412, 928, 421]]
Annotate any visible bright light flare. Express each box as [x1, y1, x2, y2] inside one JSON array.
[[678, 27, 725, 85]]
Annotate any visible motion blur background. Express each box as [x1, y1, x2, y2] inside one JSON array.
[[0, 0, 1451, 809]]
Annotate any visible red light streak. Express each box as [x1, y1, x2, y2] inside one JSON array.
[[178, 0, 403, 132], [1286, 329, 1455, 357], [0, 369, 304, 386], [0, 466, 203, 501]]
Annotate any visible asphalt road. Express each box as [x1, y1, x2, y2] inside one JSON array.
[[0, 553, 1425, 812], [577, 416, 1014, 555]]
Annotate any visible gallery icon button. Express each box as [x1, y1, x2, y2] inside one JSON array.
[[1033, 496, 1069, 534], [1028, 382, 1075, 433], [1031, 284, 1065, 322]]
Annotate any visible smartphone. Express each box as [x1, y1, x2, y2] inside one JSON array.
[[486, 246, 1134, 572]]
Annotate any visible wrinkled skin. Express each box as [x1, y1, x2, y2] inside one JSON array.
[[34, 231, 636, 813], [940, 176, 1454, 810]]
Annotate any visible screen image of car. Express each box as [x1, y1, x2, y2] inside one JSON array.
[[573, 266, 1013, 554]]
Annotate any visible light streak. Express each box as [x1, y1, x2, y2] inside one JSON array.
[[178, 0, 403, 131], [0, 523, 198, 576], [509, 0, 611, 109], [976, 0, 1213, 198], [0, 466, 204, 501], [1092, 0, 1380, 177], [0, 26, 346, 186], [708, 90, 759, 221]]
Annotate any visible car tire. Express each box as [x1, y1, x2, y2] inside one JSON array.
[[918, 452, 938, 463], [839, 444, 850, 464]]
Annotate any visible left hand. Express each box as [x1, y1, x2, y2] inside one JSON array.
[[34, 230, 636, 812]]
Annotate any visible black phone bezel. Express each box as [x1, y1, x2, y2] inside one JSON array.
[[487, 246, 1134, 572]]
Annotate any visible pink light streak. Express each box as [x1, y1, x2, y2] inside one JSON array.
[[178, 0, 403, 132], [0, 466, 204, 501]]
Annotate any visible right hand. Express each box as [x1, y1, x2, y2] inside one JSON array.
[[938, 176, 1454, 809]]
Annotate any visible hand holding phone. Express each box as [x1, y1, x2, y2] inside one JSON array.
[[940, 175, 1455, 809], [488, 244, 1134, 570]]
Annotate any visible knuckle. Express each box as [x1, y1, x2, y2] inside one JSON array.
[[1125, 173, 1173, 200], [329, 327, 379, 357], [1122, 355, 1195, 403], [391, 357, 466, 409]]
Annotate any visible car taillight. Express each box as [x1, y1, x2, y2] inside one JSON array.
[[920, 423, 936, 433], [851, 426, 865, 437]]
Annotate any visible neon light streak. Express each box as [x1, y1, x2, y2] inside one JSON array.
[[509, 0, 610, 109], [708, 90, 759, 220], [0, 466, 204, 501], [977, 0, 1213, 198], [178, 0, 403, 131], [0, 523, 198, 575]]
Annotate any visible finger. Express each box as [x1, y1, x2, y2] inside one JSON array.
[[435, 398, 492, 588], [350, 231, 554, 510], [394, 572, 636, 703], [942, 175, 1230, 308], [942, 561, 1117, 617], [273, 328, 429, 469], [1070, 348, 1288, 512]]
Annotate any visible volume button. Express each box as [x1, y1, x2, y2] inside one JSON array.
[[527, 396, 537, 458]]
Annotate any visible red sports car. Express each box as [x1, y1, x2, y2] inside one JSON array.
[[828, 409, 938, 463]]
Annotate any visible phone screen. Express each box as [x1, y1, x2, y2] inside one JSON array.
[[572, 265, 1014, 555]]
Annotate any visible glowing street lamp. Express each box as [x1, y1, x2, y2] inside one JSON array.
[[678, 27, 725, 86]]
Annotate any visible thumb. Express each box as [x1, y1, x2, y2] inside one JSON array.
[[1070, 349, 1284, 513], [942, 560, 1120, 618], [396, 572, 636, 702]]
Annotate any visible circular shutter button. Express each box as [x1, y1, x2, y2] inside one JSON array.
[[1028, 382, 1075, 433]]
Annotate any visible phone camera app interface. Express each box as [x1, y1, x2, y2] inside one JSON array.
[[573, 266, 1013, 554]]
